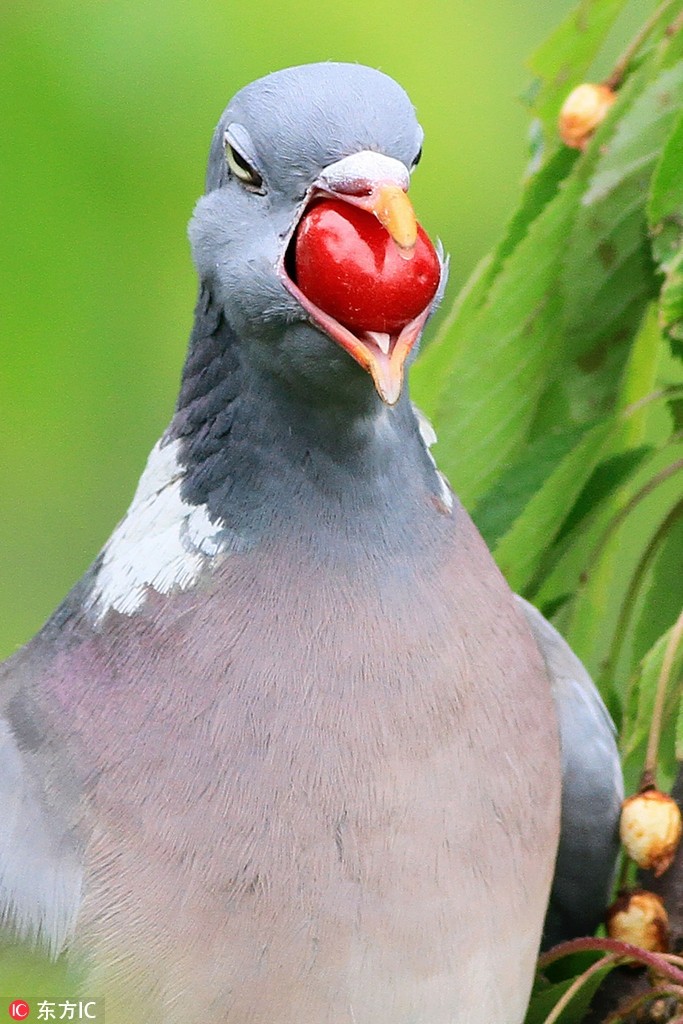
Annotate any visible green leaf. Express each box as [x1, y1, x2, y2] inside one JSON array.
[[412, 254, 494, 415], [536, 440, 683, 675], [489, 147, 579, 282], [556, 446, 652, 542], [629, 508, 683, 668], [561, 63, 683, 365], [413, 148, 577, 416], [617, 304, 665, 445], [473, 424, 587, 548], [524, 960, 614, 1024], [525, 0, 630, 157], [621, 620, 683, 789], [648, 106, 683, 267], [414, 172, 584, 506], [669, 395, 683, 430], [646, 94, 683, 352], [659, 243, 683, 342], [493, 419, 613, 592]]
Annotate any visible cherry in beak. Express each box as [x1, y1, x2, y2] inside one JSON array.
[[279, 151, 443, 405]]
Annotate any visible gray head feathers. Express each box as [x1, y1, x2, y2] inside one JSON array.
[[204, 63, 423, 194]]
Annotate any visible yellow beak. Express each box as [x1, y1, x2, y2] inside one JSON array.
[[361, 183, 418, 259]]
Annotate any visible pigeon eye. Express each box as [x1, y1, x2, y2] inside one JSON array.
[[411, 147, 422, 170], [225, 142, 264, 192]]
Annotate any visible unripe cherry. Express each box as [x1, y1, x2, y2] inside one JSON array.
[[294, 199, 440, 333], [620, 789, 682, 877], [558, 83, 616, 150], [606, 889, 669, 952]]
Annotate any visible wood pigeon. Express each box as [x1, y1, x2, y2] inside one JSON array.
[[0, 63, 622, 1023]]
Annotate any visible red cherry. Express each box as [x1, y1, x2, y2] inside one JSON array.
[[294, 199, 440, 333]]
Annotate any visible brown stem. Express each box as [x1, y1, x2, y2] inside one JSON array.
[[605, 0, 679, 89], [642, 606, 683, 788], [620, 383, 683, 419], [539, 937, 683, 985]]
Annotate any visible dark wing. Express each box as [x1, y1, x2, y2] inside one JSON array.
[[515, 597, 623, 949]]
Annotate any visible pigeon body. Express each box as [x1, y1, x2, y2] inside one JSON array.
[[0, 63, 619, 1024]]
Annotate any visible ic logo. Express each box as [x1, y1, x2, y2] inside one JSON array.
[[8, 1002, 30, 1021]]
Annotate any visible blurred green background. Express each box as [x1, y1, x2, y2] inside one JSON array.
[[0, 0, 641, 657]]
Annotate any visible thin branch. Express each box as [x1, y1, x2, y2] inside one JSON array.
[[542, 955, 618, 1024], [621, 383, 683, 420], [642, 606, 683, 787], [539, 937, 683, 985], [605, 0, 679, 89]]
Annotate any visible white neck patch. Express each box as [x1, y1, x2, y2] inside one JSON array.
[[412, 404, 454, 512], [86, 438, 230, 623]]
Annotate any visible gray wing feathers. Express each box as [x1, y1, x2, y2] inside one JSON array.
[[516, 596, 623, 946], [0, 716, 82, 957]]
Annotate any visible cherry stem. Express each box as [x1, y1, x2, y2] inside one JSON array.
[[605, 0, 678, 90], [538, 938, 683, 986], [642, 605, 683, 789], [541, 954, 618, 1024]]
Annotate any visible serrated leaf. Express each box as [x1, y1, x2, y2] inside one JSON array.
[[618, 304, 664, 445], [473, 424, 587, 548], [537, 442, 683, 682], [648, 105, 683, 267], [491, 147, 579, 279], [412, 254, 494, 415], [525, 0, 630, 157], [415, 172, 583, 506], [629, 509, 683, 666], [524, 961, 614, 1024], [557, 445, 652, 541], [659, 243, 683, 341], [413, 148, 578, 417], [562, 63, 683, 364], [621, 620, 683, 785], [493, 419, 613, 592], [646, 103, 683, 350]]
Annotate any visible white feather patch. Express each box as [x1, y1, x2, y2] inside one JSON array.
[[412, 404, 454, 511], [86, 438, 228, 622]]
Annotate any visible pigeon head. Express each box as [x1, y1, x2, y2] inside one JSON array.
[[188, 63, 446, 408]]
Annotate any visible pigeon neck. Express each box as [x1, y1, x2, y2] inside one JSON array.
[[169, 288, 450, 536]]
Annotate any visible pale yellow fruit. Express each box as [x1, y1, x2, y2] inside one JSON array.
[[606, 889, 669, 952], [620, 789, 682, 876], [558, 83, 616, 149]]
